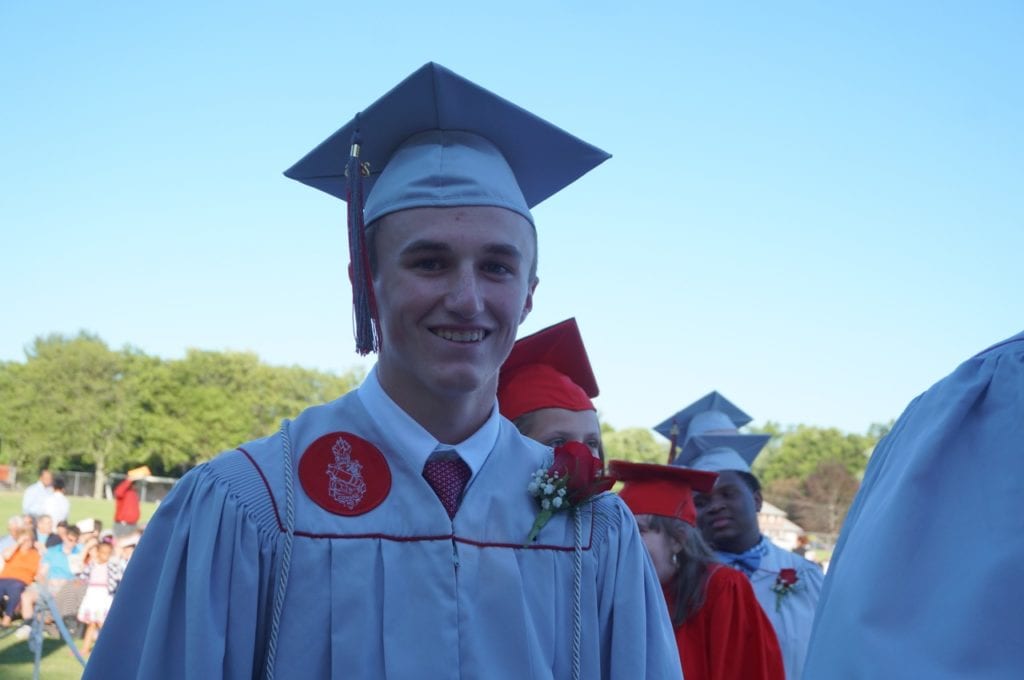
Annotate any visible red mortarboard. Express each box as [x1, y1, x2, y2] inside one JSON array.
[[609, 460, 718, 526], [498, 318, 598, 422]]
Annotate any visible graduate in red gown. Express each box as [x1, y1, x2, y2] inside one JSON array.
[[610, 461, 785, 680], [498, 318, 604, 460]]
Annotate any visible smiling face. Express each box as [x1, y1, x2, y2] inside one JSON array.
[[516, 408, 603, 460], [371, 206, 538, 416], [693, 469, 763, 553]]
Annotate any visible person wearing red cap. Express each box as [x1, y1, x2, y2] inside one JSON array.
[[498, 318, 603, 460], [611, 460, 785, 680]]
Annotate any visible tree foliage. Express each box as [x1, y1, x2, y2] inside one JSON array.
[[601, 423, 669, 464], [753, 421, 892, 540], [0, 333, 363, 495]]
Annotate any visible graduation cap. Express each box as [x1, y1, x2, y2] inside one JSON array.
[[284, 63, 611, 355], [652, 391, 754, 463], [498, 318, 598, 422], [608, 460, 718, 526]]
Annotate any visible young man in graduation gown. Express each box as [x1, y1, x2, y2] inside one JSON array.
[[658, 392, 823, 680], [84, 63, 681, 680], [802, 331, 1024, 679]]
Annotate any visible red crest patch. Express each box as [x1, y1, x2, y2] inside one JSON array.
[[298, 432, 391, 516]]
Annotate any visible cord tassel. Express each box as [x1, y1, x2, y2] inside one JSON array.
[[346, 119, 380, 355]]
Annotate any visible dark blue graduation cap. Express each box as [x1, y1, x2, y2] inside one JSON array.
[[285, 63, 611, 355]]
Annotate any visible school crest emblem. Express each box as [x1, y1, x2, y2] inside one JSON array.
[[299, 432, 391, 516]]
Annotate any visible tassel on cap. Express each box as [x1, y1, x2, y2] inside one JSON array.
[[668, 422, 679, 464], [346, 118, 380, 355]]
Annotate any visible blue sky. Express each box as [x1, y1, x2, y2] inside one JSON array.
[[3, 2, 1022, 435]]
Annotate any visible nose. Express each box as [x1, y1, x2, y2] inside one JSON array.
[[707, 494, 726, 515], [445, 266, 484, 318]]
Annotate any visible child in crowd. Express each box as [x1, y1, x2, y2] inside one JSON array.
[[77, 539, 123, 655]]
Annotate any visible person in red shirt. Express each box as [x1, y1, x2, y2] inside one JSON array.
[[113, 467, 149, 537], [610, 461, 784, 680]]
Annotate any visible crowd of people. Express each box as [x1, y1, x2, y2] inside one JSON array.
[[22, 62, 1019, 678], [1, 468, 146, 656]]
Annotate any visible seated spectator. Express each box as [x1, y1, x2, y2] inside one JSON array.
[[0, 528, 41, 626], [35, 514, 55, 551], [0, 515, 24, 555], [610, 460, 785, 680], [19, 525, 85, 625]]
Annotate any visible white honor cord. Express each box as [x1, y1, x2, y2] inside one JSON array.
[[265, 420, 296, 680]]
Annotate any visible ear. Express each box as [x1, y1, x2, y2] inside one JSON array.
[[519, 276, 539, 324], [753, 489, 763, 513]]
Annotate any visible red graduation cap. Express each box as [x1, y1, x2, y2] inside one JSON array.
[[498, 318, 599, 422], [609, 460, 718, 526]]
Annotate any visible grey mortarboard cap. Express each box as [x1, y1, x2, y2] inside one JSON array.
[[284, 62, 611, 226], [653, 391, 754, 442], [283, 62, 611, 355]]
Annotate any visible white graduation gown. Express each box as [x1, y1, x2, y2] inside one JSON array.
[[803, 331, 1024, 679], [748, 540, 823, 680], [83, 385, 681, 680]]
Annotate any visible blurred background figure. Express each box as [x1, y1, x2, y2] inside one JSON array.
[[804, 331, 1024, 679], [21, 468, 53, 518], [42, 476, 71, 524], [0, 515, 25, 556], [113, 466, 150, 537], [665, 392, 823, 680], [0, 528, 41, 627], [498, 318, 603, 460], [611, 460, 784, 680]]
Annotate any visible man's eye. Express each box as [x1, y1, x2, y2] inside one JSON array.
[[413, 258, 444, 271], [482, 261, 513, 276], [546, 437, 567, 448]]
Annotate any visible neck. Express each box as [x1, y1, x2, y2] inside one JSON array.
[[377, 368, 495, 444], [719, 533, 762, 554]]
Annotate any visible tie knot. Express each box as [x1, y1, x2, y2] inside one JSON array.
[[423, 455, 471, 519]]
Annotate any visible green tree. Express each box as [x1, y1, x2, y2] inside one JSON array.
[[601, 424, 668, 464], [755, 425, 873, 486], [0, 332, 365, 490], [0, 333, 137, 495]]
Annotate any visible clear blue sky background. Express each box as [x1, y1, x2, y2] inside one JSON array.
[[3, 2, 1022, 436]]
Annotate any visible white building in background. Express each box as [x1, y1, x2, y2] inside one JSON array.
[[759, 500, 804, 551]]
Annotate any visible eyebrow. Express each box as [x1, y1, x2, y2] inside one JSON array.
[[399, 239, 524, 261]]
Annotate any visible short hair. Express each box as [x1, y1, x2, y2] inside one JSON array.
[[66, 526, 81, 540], [53, 477, 66, 492], [735, 471, 762, 495]]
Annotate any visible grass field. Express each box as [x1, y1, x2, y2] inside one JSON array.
[[0, 632, 85, 680], [0, 490, 161, 679], [0, 491, 160, 530]]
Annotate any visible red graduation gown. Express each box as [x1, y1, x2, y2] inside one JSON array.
[[668, 565, 785, 680]]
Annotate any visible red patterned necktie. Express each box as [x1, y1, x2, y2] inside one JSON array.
[[422, 454, 471, 519]]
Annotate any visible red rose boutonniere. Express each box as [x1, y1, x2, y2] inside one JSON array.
[[771, 567, 800, 611], [524, 442, 616, 546]]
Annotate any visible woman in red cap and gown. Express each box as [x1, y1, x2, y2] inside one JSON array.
[[611, 461, 785, 680]]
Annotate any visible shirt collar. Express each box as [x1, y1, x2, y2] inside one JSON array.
[[357, 365, 500, 480]]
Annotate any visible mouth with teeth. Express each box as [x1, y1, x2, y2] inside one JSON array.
[[432, 328, 488, 343]]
